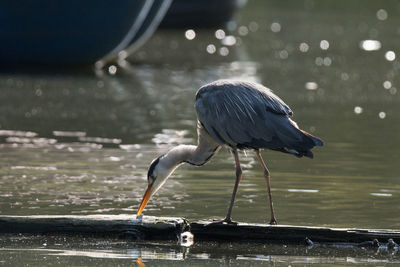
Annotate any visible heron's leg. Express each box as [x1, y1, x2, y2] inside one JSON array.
[[255, 150, 277, 225], [207, 149, 242, 225], [225, 149, 242, 221]]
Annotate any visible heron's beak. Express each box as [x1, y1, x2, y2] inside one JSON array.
[[136, 185, 153, 216]]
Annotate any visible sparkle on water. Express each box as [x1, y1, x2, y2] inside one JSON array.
[[219, 47, 229, 56], [206, 44, 216, 54], [359, 40, 381, 51], [354, 106, 363, 114], [319, 40, 329, 50], [221, 35, 237, 46], [376, 9, 388, 21], [305, 82, 318, 90], [238, 25, 249, 36], [107, 65, 117, 75], [299, 42, 309, 52], [270, 22, 281, 33], [383, 80, 392, 89], [185, 29, 196, 40], [214, 29, 226, 40], [385, 51, 396, 61]]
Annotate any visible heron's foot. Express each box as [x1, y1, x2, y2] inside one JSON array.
[[206, 217, 238, 226], [269, 218, 278, 225]]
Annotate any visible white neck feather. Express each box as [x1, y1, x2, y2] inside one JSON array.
[[160, 123, 221, 171], [148, 124, 221, 196]]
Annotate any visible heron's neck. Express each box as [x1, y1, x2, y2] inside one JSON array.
[[164, 145, 213, 167], [162, 127, 221, 169]]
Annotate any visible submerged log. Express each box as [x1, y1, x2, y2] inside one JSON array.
[[0, 215, 187, 241], [190, 221, 400, 246], [0, 215, 399, 246]]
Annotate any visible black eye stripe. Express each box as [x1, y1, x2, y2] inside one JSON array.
[[147, 156, 161, 178]]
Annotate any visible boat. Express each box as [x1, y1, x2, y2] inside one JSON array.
[[160, 0, 246, 28], [97, 0, 172, 67], [0, 0, 171, 66]]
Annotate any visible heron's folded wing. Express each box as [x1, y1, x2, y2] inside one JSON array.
[[195, 82, 291, 148]]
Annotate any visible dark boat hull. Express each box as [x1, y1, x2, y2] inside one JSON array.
[[0, 1, 157, 66], [160, 0, 243, 28]]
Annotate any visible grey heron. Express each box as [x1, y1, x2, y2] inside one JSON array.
[[137, 80, 323, 224]]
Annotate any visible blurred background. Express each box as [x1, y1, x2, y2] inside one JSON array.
[[1, 0, 400, 264]]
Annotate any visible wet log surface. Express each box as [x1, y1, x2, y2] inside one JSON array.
[[0, 215, 399, 247], [0, 215, 187, 241], [190, 221, 400, 248]]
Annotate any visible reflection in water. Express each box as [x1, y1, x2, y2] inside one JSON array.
[[0, 235, 399, 266], [137, 258, 145, 267], [2, 247, 399, 264]]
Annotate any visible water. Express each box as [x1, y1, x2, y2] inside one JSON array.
[[1, 0, 400, 265], [1, 235, 399, 267]]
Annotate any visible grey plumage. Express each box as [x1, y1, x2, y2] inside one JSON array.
[[195, 80, 323, 158]]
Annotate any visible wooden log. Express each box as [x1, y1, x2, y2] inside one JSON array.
[[191, 221, 400, 246], [0, 215, 187, 241], [0, 215, 399, 247]]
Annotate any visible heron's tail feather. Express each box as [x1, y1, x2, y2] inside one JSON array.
[[288, 130, 323, 158], [300, 130, 324, 147], [270, 116, 323, 159]]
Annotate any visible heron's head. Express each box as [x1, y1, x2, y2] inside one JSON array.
[[136, 154, 180, 216]]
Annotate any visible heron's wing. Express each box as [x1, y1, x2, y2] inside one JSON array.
[[195, 81, 293, 148]]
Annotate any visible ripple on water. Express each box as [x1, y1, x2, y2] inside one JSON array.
[[4, 136, 57, 146], [287, 189, 319, 193], [10, 166, 57, 171], [53, 131, 86, 137], [370, 193, 392, 197], [0, 130, 38, 137], [78, 136, 121, 144]]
